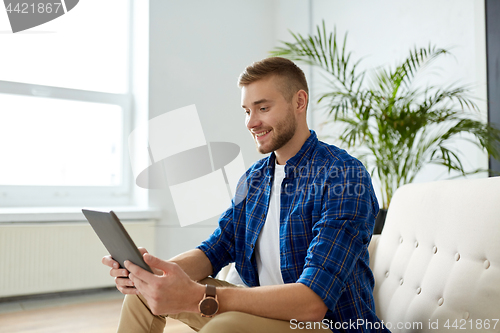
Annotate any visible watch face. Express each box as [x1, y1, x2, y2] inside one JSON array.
[[200, 297, 219, 316]]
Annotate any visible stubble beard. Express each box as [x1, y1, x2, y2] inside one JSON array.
[[256, 108, 297, 155]]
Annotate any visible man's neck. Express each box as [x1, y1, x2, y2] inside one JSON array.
[[274, 127, 311, 165]]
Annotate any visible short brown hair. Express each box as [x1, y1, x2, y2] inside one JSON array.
[[238, 57, 308, 103]]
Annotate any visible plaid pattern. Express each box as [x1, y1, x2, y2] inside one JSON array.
[[198, 131, 390, 332]]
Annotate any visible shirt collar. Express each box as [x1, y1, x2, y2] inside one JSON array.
[[264, 130, 318, 178]]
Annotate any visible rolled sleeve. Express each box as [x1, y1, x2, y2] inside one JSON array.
[[196, 207, 236, 277], [297, 223, 364, 310], [297, 161, 376, 310]]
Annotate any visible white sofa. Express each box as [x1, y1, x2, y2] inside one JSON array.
[[369, 176, 500, 332], [219, 176, 500, 332]]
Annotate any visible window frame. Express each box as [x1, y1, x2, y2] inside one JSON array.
[[486, 0, 500, 175], [0, 0, 139, 209]]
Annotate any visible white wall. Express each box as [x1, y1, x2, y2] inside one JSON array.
[[147, 0, 487, 258], [149, 0, 278, 258], [309, 0, 488, 191]]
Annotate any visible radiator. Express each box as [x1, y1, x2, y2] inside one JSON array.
[[0, 221, 155, 298]]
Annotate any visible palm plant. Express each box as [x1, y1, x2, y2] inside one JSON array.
[[271, 22, 500, 210]]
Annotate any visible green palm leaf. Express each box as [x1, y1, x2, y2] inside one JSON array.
[[271, 21, 500, 209]]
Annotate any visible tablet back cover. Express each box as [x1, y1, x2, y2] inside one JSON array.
[[82, 209, 153, 273]]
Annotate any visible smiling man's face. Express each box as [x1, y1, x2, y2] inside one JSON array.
[[241, 75, 297, 156]]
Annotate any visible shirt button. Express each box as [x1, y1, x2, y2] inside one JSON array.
[[261, 213, 265, 218], [250, 243, 254, 249]]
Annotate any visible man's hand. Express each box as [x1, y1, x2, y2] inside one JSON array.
[[125, 253, 205, 316], [101, 247, 162, 294]]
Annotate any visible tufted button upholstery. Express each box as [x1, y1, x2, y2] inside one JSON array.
[[368, 177, 500, 333]]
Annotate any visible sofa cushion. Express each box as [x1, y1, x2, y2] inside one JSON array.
[[369, 177, 500, 332]]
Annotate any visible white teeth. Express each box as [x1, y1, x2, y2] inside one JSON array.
[[255, 130, 270, 137]]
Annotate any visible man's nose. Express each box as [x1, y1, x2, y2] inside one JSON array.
[[246, 112, 261, 130]]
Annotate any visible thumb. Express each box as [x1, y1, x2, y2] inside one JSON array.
[[138, 247, 149, 256], [143, 253, 172, 273]]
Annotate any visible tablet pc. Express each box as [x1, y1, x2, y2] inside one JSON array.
[[82, 209, 153, 274]]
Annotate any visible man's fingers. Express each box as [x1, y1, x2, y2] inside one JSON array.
[[129, 273, 148, 292], [125, 260, 153, 283], [113, 276, 140, 295], [120, 288, 139, 295], [138, 247, 149, 256], [115, 277, 134, 287], [102, 255, 119, 268], [142, 253, 164, 276], [110, 268, 129, 278], [143, 253, 174, 274], [117, 284, 140, 295]]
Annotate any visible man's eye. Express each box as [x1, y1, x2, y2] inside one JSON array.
[[244, 110, 250, 115], [260, 107, 267, 111]]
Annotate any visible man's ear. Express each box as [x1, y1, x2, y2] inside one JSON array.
[[295, 90, 308, 114]]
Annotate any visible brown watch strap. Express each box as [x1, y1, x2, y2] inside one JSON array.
[[205, 284, 216, 298]]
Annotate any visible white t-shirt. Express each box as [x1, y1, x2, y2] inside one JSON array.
[[255, 162, 286, 286]]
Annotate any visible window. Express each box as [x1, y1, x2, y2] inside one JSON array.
[[486, 0, 500, 174], [0, 0, 137, 208]]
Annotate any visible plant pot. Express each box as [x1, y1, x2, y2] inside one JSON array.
[[373, 209, 387, 235]]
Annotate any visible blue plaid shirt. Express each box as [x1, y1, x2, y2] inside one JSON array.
[[198, 131, 390, 332]]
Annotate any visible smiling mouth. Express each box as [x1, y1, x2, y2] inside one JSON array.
[[255, 130, 271, 137], [254, 130, 272, 142]]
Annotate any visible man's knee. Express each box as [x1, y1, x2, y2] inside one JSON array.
[[118, 294, 166, 333]]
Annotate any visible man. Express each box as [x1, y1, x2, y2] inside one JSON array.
[[103, 57, 389, 332]]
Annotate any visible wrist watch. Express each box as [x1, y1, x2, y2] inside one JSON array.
[[198, 284, 219, 317]]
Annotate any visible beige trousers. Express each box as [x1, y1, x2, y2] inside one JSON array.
[[116, 277, 331, 333]]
